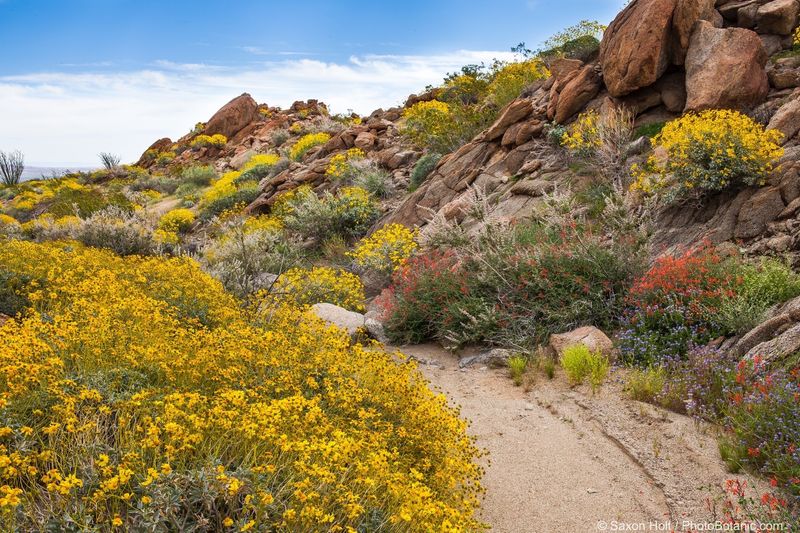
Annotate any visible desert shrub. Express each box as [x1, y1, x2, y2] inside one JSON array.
[[717, 258, 800, 335], [268, 266, 365, 312], [625, 367, 666, 403], [486, 59, 549, 108], [618, 244, 739, 366], [270, 128, 289, 146], [181, 165, 216, 187], [73, 206, 157, 256], [402, 100, 457, 152], [409, 153, 441, 191], [350, 223, 418, 276], [351, 160, 393, 198], [0, 214, 20, 240], [325, 148, 366, 182], [99, 152, 121, 170], [237, 153, 281, 184], [634, 121, 666, 139], [537, 20, 606, 61], [156, 150, 176, 164], [508, 355, 528, 386], [202, 216, 300, 296], [561, 110, 601, 155], [129, 174, 180, 195], [274, 186, 380, 244], [0, 150, 24, 186], [18, 214, 81, 242], [631, 110, 784, 202], [157, 208, 195, 234], [380, 222, 640, 348], [191, 133, 227, 148], [719, 357, 800, 499], [560, 344, 609, 392], [199, 185, 261, 220], [200, 170, 261, 219], [0, 240, 483, 530], [562, 107, 634, 189], [657, 346, 739, 417], [289, 132, 330, 161]]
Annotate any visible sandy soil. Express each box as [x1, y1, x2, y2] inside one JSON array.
[[397, 344, 763, 533]]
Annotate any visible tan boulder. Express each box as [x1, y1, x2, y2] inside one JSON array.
[[672, 0, 719, 64], [553, 64, 603, 123], [768, 92, 800, 143], [484, 98, 534, 141], [354, 131, 377, 150], [599, 0, 677, 97], [549, 326, 615, 359], [685, 22, 769, 111], [756, 0, 800, 35], [205, 93, 259, 140]]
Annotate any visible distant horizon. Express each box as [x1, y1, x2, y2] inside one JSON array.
[[0, 0, 627, 166]]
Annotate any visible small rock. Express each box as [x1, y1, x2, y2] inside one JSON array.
[[458, 348, 514, 368], [587, 488, 598, 494]]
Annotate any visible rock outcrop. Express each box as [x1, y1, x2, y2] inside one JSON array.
[[684, 23, 769, 111], [599, 0, 677, 97], [205, 93, 260, 140]]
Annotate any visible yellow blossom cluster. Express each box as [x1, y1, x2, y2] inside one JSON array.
[[191, 134, 228, 149], [487, 60, 550, 108], [561, 110, 602, 154], [630, 110, 784, 200], [157, 208, 195, 233], [267, 266, 366, 312], [402, 100, 454, 149], [202, 170, 243, 204], [350, 224, 419, 275], [0, 240, 483, 530], [241, 153, 280, 172], [289, 133, 331, 161], [325, 148, 366, 180]]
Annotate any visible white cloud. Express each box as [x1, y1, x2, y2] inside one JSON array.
[[0, 50, 515, 166]]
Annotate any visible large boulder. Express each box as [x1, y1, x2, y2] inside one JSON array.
[[549, 326, 615, 359], [756, 0, 800, 35], [684, 22, 769, 111], [672, 0, 719, 64], [599, 0, 678, 97], [553, 64, 603, 123], [204, 93, 260, 140]]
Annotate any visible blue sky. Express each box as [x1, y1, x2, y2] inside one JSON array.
[[0, 0, 627, 165]]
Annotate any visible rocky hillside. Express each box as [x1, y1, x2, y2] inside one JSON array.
[[133, 0, 800, 265]]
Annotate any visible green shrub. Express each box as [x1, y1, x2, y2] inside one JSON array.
[[202, 216, 301, 296], [380, 222, 641, 348], [560, 344, 609, 392], [409, 153, 441, 191], [129, 174, 180, 195], [508, 355, 528, 386], [274, 186, 380, 244], [289, 133, 330, 161], [74, 206, 157, 256], [631, 110, 784, 202], [625, 367, 666, 403], [181, 165, 216, 187], [351, 161, 392, 198], [199, 186, 261, 220], [718, 258, 800, 335], [634, 121, 666, 139]]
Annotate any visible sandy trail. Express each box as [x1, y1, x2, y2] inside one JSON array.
[[398, 344, 762, 533]]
